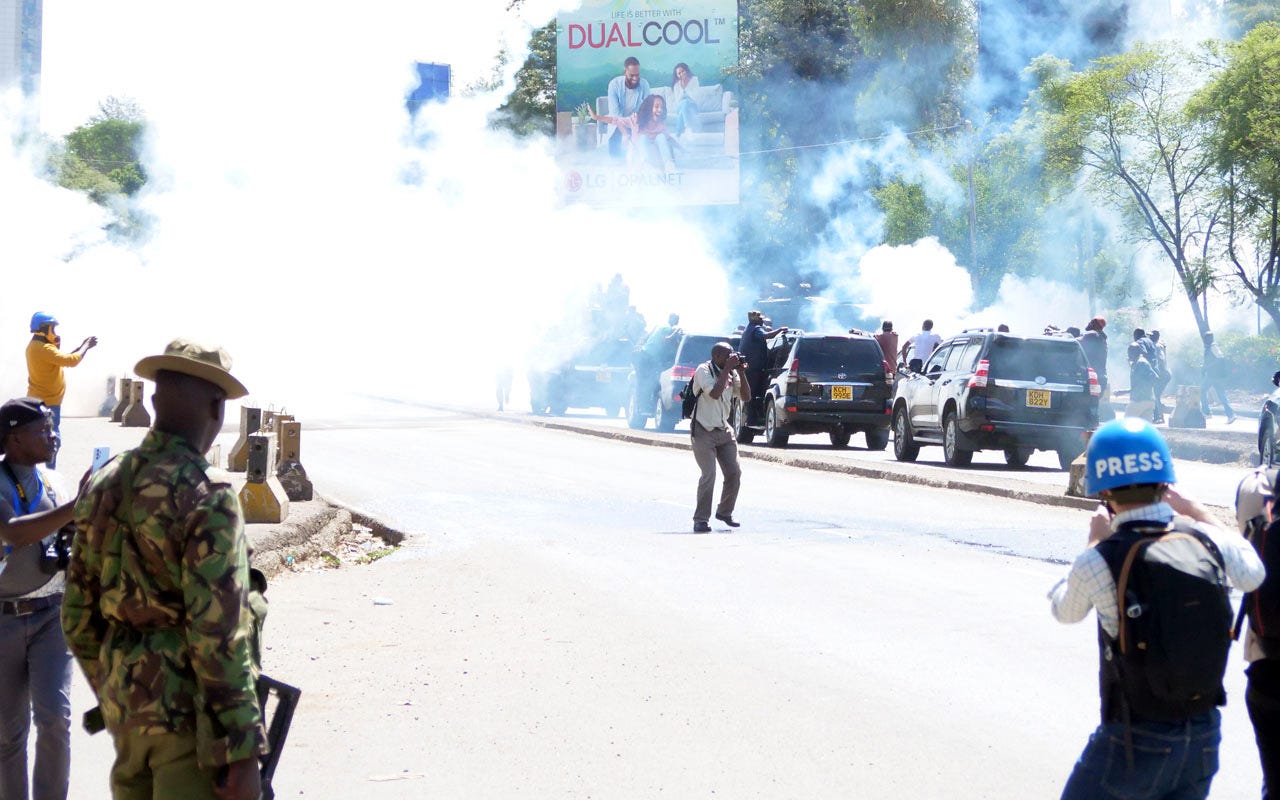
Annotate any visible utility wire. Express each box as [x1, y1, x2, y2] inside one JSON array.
[[735, 123, 968, 158]]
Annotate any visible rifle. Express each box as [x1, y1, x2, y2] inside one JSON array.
[[83, 673, 301, 800]]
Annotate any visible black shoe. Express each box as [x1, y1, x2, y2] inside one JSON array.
[[693, 521, 712, 533], [715, 514, 740, 528]]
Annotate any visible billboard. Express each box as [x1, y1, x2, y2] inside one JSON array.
[[556, 0, 739, 208]]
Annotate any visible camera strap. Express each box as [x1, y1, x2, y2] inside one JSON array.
[[1, 460, 45, 516]]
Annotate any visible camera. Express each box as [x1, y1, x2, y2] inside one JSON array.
[[38, 524, 75, 575]]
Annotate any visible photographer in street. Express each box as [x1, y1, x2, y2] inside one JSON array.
[[0, 398, 78, 800], [691, 343, 750, 532]]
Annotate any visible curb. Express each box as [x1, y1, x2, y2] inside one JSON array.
[[451, 407, 1103, 513]]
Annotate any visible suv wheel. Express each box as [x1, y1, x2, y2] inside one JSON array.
[[893, 407, 919, 462], [1004, 447, 1033, 468], [1263, 417, 1277, 466], [943, 412, 973, 467], [627, 390, 647, 430], [654, 397, 677, 433], [829, 428, 851, 448], [865, 428, 889, 451], [765, 403, 789, 447], [1056, 444, 1082, 471]]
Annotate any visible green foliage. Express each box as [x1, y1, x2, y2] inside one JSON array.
[[873, 180, 928, 246], [1220, 332, 1280, 389], [490, 20, 556, 137], [55, 98, 148, 204]]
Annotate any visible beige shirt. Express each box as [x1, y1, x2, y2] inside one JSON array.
[[692, 362, 738, 431]]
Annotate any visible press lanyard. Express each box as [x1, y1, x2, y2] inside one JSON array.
[[2, 461, 44, 516]]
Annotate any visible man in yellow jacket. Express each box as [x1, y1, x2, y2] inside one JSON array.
[[25, 312, 97, 467]]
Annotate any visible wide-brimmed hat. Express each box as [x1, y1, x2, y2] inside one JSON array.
[[134, 338, 249, 399]]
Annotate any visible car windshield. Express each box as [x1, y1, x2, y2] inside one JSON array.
[[676, 335, 736, 367], [988, 338, 1087, 382], [796, 337, 884, 375]]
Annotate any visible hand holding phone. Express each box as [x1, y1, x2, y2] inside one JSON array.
[[91, 448, 110, 474]]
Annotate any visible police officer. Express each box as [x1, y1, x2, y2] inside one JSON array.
[[1049, 418, 1265, 800], [62, 339, 264, 800], [0, 398, 77, 800]]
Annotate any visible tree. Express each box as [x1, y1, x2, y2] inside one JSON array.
[[1040, 43, 1222, 338], [1192, 23, 1280, 332], [55, 97, 148, 203], [490, 20, 556, 137]]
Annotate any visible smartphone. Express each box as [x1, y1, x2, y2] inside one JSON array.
[[91, 447, 111, 474]]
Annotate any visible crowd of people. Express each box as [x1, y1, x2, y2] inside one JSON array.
[[1, 314, 266, 800]]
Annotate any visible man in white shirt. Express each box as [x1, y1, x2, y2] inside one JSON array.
[[900, 319, 942, 368], [690, 343, 750, 533]]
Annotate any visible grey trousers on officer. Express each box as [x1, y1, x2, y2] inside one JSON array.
[[0, 602, 72, 800], [692, 422, 741, 523]]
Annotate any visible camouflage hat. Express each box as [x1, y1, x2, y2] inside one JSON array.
[[134, 338, 249, 399], [1237, 467, 1275, 535]]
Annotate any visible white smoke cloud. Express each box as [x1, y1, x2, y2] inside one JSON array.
[[2, 1, 734, 419]]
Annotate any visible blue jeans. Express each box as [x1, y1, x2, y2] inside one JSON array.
[[0, 601, 72, 800], [1200, 380, 1234, 419], [1060, 711, 1220, 800], [669, 98, 701, 136]]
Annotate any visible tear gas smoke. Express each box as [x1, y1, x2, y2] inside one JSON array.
[[1, 1, 733, 420]]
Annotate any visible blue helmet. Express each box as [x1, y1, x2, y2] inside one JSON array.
[[29, 312, 57, 333], [1085, 418, 1176, 495]]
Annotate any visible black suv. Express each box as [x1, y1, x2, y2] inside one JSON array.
[[739, 331, 894, 449], [891, 330, 1099, 469], [529, 336, 633, 417]]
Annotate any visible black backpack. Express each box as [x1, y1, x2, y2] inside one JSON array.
[[1235, 468, 1280, 655], [679, 375, 700, 419], [1109, 523, 1233, 720]]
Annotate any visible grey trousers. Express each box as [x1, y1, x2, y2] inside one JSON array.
[[0, 602, 72, 800], [692, 422, 741, 522]]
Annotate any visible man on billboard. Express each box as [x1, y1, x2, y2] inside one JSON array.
[[606, 56, 650, 159]]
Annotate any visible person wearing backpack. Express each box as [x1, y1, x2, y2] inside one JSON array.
[[1049, 418, 1265, 800], [1234, 467, 1280, 799], [690, 342, 750, 533]]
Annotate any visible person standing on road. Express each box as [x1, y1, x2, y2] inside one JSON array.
[[25, 312, 97, 469], [872, 321, 898, 368], [1149, 330, 1172, 417], [0, 398, 77, 800], [1079, 317, 1110, 406], [900, 319, 942, 370], [691, 342, 750, 533], [62, 339, 265, 800], [1049, 418, 1265, 800], [740, 311, 787, 426], [1200, 331, 1236, 424], [1234, 467, 1280, 800]]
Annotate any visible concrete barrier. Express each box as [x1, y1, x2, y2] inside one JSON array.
[[110, 377, 130, 423], [1169, 385, 1207, 429], [275, 420, 313, 502], [228, 407, 262, 473], [239, 433, 289, 523], [121, 380, 151, 428]]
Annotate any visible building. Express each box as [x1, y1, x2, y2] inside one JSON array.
[[0, 0, 41, 97], [406, 62, 451, 116]]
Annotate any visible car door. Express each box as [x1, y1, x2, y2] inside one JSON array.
[[932, 338, 980, 423], [912, 342, 953, 431]]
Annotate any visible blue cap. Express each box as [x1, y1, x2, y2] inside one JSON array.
[[1085, 418, 1176, 494], [29, 312, 57, 333]]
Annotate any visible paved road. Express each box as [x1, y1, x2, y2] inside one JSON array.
[[56, 408, 1264, 797], [289, 407, 1261, 797]]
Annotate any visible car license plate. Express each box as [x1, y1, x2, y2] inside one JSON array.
[[1026, 389, 1051, 408], [831, 385, 853, 401], [595, 370, 611, 383]]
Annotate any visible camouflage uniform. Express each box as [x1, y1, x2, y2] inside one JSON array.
[[62, 429, 265, 797]]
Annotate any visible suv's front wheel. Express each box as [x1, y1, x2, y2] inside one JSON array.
[[765, 403, 789, 447], [892, 407, 919, 462], [1055, 444, 1082, 471], [829, 428, 851, 448], [943, 412, 974, 467], [627, 389, 648, 430], [1004, 446, 1033, 467], [865, 428, 889, 451]]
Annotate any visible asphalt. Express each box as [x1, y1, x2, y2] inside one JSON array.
[[54, 403, 1266, 562]]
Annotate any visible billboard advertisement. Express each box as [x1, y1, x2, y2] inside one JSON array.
[[556, 0, 739, 208]]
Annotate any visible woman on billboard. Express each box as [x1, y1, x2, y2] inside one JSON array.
[[588, 94, 679, 173]]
